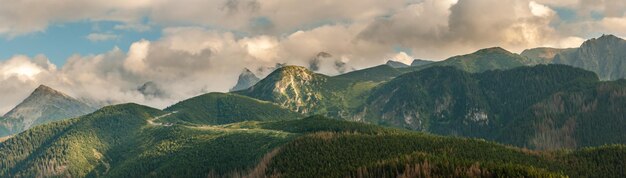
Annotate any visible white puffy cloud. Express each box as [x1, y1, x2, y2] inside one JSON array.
[[389, 52, 415, 65]]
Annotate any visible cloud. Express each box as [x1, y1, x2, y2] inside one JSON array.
[[0, 0, 149, 37], [86, 33, 120, 42], [388, 52, 414, 65], [113, 23, 151, 32], [3, 0, 625, 114]]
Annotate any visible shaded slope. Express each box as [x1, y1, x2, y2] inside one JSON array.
[[360, 64, 626, 149], [265, 127, 626, 177], [554, 34, 626, 80]]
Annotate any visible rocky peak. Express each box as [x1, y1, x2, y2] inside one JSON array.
[[242, 65, 327, 114], [30, 85, 70, 98], [230, 68, 261, 92], [582, 34, 625, 49]]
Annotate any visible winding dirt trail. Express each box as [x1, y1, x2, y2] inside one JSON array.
[[147, 111, 177, 127]]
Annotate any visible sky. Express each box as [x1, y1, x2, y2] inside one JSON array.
[[1, 0, 626, 114]]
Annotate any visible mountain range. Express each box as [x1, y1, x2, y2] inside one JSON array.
[[2, 35, 626, 177]]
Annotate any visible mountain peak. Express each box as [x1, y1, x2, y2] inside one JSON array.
[[1, 85, 95, 137], [239, 65, 327, 114], [583, 34, 625, 47], [32, 85, 69, 97], [475, 47, 511, 54], [229, 68, 261, 92], [273, 65, 314, 76], [386, 60, 409, 68]]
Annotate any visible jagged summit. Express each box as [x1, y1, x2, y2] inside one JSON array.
[[31, 85, 70, 98], [597, 34, 621, 40], [582, 34, 624, 47], [229, 68, 261, 92]]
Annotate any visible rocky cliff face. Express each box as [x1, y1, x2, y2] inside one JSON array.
[[230, 68, 261, 92], [239, 66, 329, 114], [0, 85, 96, 136], [553, 35, 626, 80]]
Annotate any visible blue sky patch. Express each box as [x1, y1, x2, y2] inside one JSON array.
[[0, 21, 161, 66]]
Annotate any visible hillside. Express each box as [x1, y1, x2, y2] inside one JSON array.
[[266, 131, 626, 177], [0, 85, 96, 137], [2, 111, 624, 177], [359, 64, 626, 149], [0, 103, 296, 177], [553, 34, 626, 80], [161, 92, 302, 125]]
